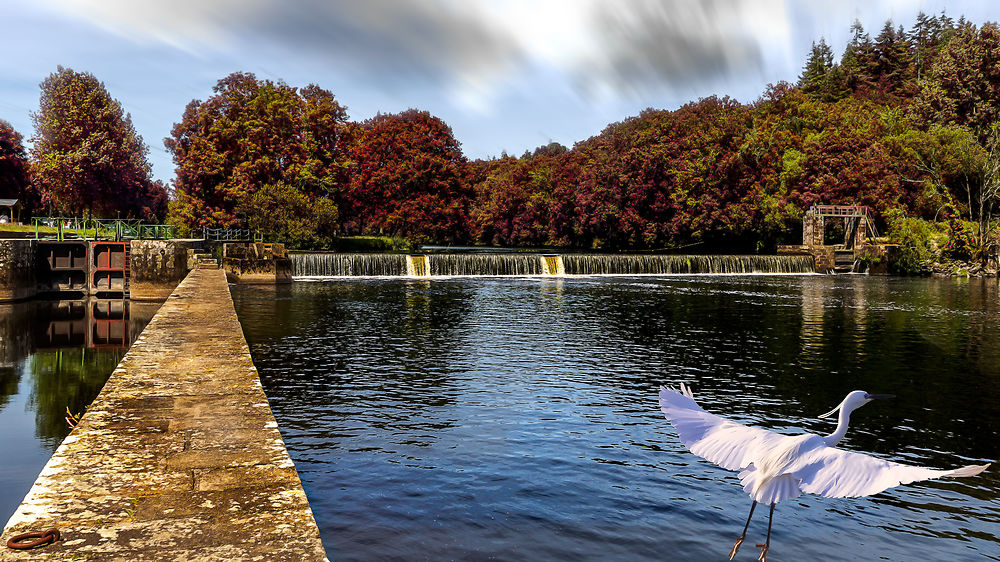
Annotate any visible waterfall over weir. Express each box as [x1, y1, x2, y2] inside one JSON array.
[[430, 254, 542, 276], [290, 253, 815, 278], [291, 253, 407, 277], [561, 254, 815, 275]]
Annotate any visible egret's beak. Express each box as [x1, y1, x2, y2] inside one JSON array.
[[818, 405, 840, 419], [867, 394, 895, 400]]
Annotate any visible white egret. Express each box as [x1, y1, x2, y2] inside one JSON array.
[[659, 384, 990, 561]]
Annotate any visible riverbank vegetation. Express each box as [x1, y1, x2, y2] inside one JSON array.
[[1, 13, 998, 270]]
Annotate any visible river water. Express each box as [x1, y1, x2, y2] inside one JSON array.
[[231, 275, 1000, 561]]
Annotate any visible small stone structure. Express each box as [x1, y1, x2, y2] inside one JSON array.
[[0, 268, 327, 560], [802, 206, 869, 249], [0, 239, 37, 302], [222, 242, 292, 284], [782, 205, 877, 273], [129, 239, 203, 300]]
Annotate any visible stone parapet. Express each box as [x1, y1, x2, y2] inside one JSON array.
[[129, 239, 202, 300]]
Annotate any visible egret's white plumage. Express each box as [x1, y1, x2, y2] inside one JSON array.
[[658, 384, 990, 560]]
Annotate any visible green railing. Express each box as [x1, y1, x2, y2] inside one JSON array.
[[32, 218, 178, 241]]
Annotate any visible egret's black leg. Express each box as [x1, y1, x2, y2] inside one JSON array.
[[755, 503, 774, 562], [728, 500, 757, 560]]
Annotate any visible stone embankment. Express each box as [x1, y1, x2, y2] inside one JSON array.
[[1, 268, 327, 560]]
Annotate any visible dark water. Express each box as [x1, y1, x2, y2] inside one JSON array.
[[231, 276, 1000, 561], [0, 298, 159, 526]]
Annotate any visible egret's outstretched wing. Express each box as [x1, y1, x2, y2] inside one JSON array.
[[659, 385, 787, 472], [789, 445, 990, 498]]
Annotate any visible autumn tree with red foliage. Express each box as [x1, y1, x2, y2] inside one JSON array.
[[30, 67, 166, 220], [341, 109, 471, 243], [166, 72, 348, 246], [470, 148, 579, 247], [0, 119, 35, 218], [144, 11, 1000, 258]]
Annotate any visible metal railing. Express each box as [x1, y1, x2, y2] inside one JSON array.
[[32, 218, 178, 241]]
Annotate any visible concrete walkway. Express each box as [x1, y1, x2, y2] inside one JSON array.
[[1, 269, 327, 560]]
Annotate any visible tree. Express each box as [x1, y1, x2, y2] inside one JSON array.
[[341, 109, 471, 243], [888, 125, 984, 219], [974, 123, 1000, 261], [0, 119, 35, 218], [30, 67, 165, 220], [912, 23, 1000, 139], [800, 39, 846, 102], [240, 181, 339, 248], [841, 20, 875, 95], [166, 72, 348, 245]]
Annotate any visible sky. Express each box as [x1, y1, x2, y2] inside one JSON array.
[[2, 0, 999, 183]]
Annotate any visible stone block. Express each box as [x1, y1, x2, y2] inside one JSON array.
[[222, 243, 292, 284], [129, 240, 202, 301]]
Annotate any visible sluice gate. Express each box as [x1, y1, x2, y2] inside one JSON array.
[[35, 240, 130, 296]]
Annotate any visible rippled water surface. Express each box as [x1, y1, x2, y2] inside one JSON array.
[[232, 276, 1000, 561]]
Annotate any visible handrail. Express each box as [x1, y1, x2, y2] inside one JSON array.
[[31, 218, 178, 241], [202, 227, 261, 242], [812, 205, 870, 217]]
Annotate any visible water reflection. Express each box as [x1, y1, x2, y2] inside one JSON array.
[[0, 298, 158, 525], [234, 277, 1000, 561]]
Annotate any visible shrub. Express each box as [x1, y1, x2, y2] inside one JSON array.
[[885, 209, 943, 274]]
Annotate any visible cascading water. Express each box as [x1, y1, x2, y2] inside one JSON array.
[[290, 253, 816, 277], [406, 255, 430, 277], [290, 253, 407, 277], [541, 255, 565, 276], [429, 254, 542, 276], [560, 255, 815, 275]]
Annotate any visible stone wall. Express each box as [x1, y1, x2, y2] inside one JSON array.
[[223, 243, 292, 284], [129, 239, 202, 300], [0, 239, 37, 302], [855, 245, 894, 275]]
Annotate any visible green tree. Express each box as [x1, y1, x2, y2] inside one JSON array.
[[912, 22, 1000, 138], [974, 123, 1000, 261], [888, 125, 984, 219], [165, 72, 348, 245], [30, 67, 165, 220], [800, 39, 846, 102], [240, 181, 338, 248]]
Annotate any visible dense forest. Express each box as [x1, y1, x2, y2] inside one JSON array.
[[1, 13, 998, 266]]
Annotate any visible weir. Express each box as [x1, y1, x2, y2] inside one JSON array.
[[290, 253, 814, 278], [560, 254, 815, 275], [292, 252, 407, 277], [429, 253, 540, 276], [0, 269, 327, 560]]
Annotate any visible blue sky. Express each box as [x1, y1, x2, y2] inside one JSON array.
[[2, 0, 998, 183]]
